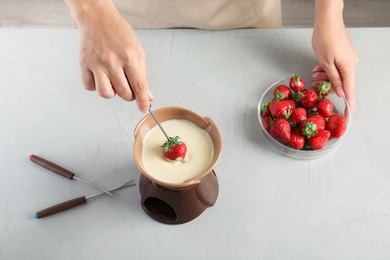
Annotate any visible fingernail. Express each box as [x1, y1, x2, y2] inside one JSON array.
[[140, 106, 149, 113], [148, 91, 154, 101], [334, 87, 345, 97]]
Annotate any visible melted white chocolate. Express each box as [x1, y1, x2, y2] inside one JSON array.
[[142, 119, 214, 183]]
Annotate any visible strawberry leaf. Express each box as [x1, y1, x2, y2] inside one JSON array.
[[161, 136, 182, 152]]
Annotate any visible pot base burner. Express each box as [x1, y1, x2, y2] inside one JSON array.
[[139, 170, 219, 224]]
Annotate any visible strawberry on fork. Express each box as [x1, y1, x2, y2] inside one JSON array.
[[161, 136, 188, 162]]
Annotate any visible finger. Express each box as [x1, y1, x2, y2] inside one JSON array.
[[312, 65, 329, 81], [148, 88, 154, 102], [109, 69, 135, 101], [312, 71, 329, 81], [312, 65, 324, 73], [125, 66, 151, 113], [94, 70, 116, 99], [81, 68, 96, 91], [339, 70, 356, 113], [322, 64, 344, 97]]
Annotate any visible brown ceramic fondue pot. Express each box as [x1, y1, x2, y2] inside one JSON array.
[[133, 106, 222, 224]]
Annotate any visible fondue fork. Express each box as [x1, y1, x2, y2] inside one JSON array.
[[34, 180, 136, 219], [29, 154, 116, 196], [148, 104, 171, 141]]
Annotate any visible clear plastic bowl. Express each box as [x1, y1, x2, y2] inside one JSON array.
[[257, 76, 352, 160]]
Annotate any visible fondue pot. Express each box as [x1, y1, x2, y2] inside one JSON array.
[[133, 106, 222, 224]]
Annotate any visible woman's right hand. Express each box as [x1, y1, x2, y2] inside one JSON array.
[[65, 0, 153, 113]]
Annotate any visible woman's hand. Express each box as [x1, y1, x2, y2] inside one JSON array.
[[312, 0, 358, 112], [65, 0, 153, 113]]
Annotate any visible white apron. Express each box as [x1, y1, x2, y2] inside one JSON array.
[[112, 0, 281, 29]]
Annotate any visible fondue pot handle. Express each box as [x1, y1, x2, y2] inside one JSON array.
[[202, 116, 216, 131], [183, 178, 201, 185]]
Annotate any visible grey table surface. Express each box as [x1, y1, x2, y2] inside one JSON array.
[[1, 28, 390, 259]]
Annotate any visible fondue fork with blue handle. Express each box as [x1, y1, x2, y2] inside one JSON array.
[[34, 180, 136, 219]]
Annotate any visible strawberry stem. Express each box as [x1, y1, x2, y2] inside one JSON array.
[[293, 73, 301, 85], [161, 136, 183, 152], [302, 122, 317, 138], [318, 81, 331, 96]]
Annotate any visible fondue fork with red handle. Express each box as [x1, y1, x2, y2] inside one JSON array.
[[29, 154, 116, 196]]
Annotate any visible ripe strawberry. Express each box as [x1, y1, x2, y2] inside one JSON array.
[[262, 116, 272, 129], [287, 130, 305, 150], [295, 89, 318, 109], [260, 102, 270, 118], [289, 108, 307, 127], [300, 114, 326, 138], [317, 99, 333, 118], [161, 136, 187, 161], [274, 85, 292, 101], [326, 114, 346, 138], [268, 100, 295, 119], [314, 81, 331, 97], [269, 119, 291, 142], [307, 114, 326, 130], [289, 73, 305, 92], [308, 129, 331, 150]]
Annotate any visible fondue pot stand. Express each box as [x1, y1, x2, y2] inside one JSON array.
[[133, 107, 222, 224], [138, 170, 218, 224]]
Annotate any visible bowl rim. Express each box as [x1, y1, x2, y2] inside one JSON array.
[[257, 76, 352, 158]]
